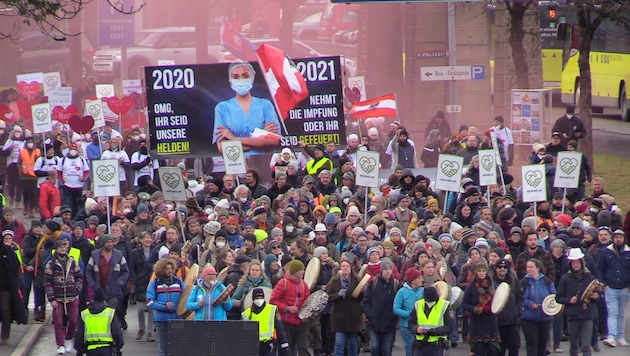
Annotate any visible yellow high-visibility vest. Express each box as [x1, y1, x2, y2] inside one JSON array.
[[80, 307, 115, 350], [51, 247, 81, 265], [415, 298, 449, 343], [242, 304, 277, 341], [306, 157, 332, 176]]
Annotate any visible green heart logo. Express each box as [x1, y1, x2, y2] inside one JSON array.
[[440, 160, 460, 178], [98, 87, 112, 97], [34, 108, 49, 122], [96, 165, 116, 182], [481, 155, 494, 171], [45, 76, 59, 88], [162, 173, 181, 189], [225, 145, 241, 162], [87, 103, 101, 117], [525, 170, 543, 187], [559, 157, 578, 175], [359, 156, 377, 174]]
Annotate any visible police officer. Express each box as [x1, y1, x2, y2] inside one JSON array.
[[408, 286, 454, 356], [75, 287, 124, 356], [242, 288, 289, 356]]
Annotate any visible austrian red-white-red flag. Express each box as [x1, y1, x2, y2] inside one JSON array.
[[256, 44, 309, 120], [350, 94, 397, 119]]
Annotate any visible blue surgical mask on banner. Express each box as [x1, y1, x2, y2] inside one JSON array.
[[230, 78, 253, 96]]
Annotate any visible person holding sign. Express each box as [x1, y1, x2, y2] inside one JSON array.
[[213, 61, 281, 157]]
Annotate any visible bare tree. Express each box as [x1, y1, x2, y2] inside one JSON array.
[[570, 0, 630, 169], [505, 0, 537, 89], [0, 0, 143, 40]]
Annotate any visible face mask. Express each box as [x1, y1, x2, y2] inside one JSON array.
[[123, 209, 132, 214], [239, 197, 247, 203], [425, 300, 436, 308], [132, 135, 139, 141], [14, 133, 21, 139], [140, 147, 148, 155], [166, 204, 174, 210], [150, 201, 157, 207], [230, 78, 254, 96], [205, 208, 213, 215], [253, 299, 265, 307], [111, 145, 119, 151], [343, 198, 349, 205], [285, 225, 294, 233], [69, 150, 77, 156], [209, 280, 217, 285], [140, 133, 146, 139], [216, 241, 226, 248], [27, 143, 34, 149], [0, 130, 4, 135]]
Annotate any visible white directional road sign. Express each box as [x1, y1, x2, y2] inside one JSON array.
[[421, 66, 484, 81]]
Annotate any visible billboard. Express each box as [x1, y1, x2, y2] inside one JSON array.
[[145, 56, 345, 159]]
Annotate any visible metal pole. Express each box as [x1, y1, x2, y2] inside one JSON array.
[[106, 198, 111, 233], [447, 2, 458, 126], [534, 201, 537, 217], [364, 186, 369, 223], [561, 188, 567, 214]]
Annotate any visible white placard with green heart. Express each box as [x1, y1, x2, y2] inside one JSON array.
[[554, 151, 582, 188], [158, 167, 187, 201], [478, 149, 497, 186], [95, 84, 115, 99], [489, 130, 503, 166], [435, 154, 464, 192], [31, 103, 52, 134], [42, 71, 61, 96], [521, 164, 547, 202], [355, 150, 380, 188], [93, 159, 120, 197], [85, 99, 106, 129], [221, 140, 247, 175]]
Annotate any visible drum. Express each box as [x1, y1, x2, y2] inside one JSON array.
[[434, 281, 451, 301], [243, 286, 273, 311], [218, 267, 229, 283], [304, 258, 321, 291], [438, 265, 447, 280], [449, 286, 464, 310], [352, 274, 371, 298], [580, 279, 601, 303], [358, 264, 368, 278], [212, 284, 235, 307], [138, 192, 151, 201], [176, 264, 199, 318], [542, 294, 564, 316], [491, 282, 511, 314], [298, 290, 329, 321]]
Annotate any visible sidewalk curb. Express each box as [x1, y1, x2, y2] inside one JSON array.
[[11, 317, 50, 356]]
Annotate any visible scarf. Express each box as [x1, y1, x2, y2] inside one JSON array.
[[473, 276, 494, 312], [34, 231, 61, 276]]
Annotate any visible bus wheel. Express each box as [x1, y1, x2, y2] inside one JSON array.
[[621, 88, 630, 122]]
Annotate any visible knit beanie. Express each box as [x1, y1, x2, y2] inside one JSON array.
[[492, 247, 506, 259], [202, 265, 217, 278], [314, 246, 328, 258], [383, 240, 395, 249], [405, 268, 422, 283], [380, 259, 393, 272], [288, 259, 305, 275]]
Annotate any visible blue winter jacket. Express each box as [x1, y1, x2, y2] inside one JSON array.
[[146, 276, 186, 323], [186, 282, 233, 321], [393, 282, 424, 328], [521, 273, 555, 322], [597, 244, 630, 290]]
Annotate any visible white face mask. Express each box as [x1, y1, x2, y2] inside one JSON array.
[[253, 299, 265, 307], [122, 208, 132, 214], [285, 225, 294, 233], [209, 280, 217, 286], [27, 142, 34, 149], [343, 198, 349, 205], [425, 300, 436, 308], [69, 150, 78, 156], [216, 241, 226, 248], [205, 208, 214, 215]]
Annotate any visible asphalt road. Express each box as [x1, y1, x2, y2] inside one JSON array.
[[29, 301, 630, 356]]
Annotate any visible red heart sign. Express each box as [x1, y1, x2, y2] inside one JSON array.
[[106, 96, 134, 115], [52, 105, 79, 124], [345, 86, 361, 104], [0, 103, 15, 124], [69, 115, 95, 134], [17, 81, 42, 98]]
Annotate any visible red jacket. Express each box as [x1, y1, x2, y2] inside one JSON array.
[[39, 180, 61, 220], [270, 273, 310, 326]]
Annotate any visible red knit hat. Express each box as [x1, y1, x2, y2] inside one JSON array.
[[405, 268, 422, 284]]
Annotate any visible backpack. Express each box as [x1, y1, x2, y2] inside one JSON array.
[[371, 276, 399, 293]]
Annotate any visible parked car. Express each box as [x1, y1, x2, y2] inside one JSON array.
[[293, 12, 322, 40], [20, 32, 94, 81], [332, 29, 358, 45], [91, 26, 222, 79], [218, 38, 357, 77]]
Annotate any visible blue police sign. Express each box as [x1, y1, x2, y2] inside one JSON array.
[[98, 0, 134, 46]]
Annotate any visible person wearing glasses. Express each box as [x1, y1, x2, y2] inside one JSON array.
[[493, 258, 523, 356]]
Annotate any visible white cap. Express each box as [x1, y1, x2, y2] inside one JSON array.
[[314, 223, 326, 232], [567, 248, 585, 260], [158, 246, 170, 259]]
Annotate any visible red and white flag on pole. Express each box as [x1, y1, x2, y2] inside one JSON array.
[[350, 94, 397, 119], [256, 44, 309, 120]]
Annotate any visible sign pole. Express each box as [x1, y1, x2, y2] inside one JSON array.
[[534, 201, 537, 217], [487, 188, 491, 207], [176, 202, 187, 242], [561, 188, 567, 214], [364, 186, 369, 223], [498, 169, 506, 196], [106, 198, 111, 232]]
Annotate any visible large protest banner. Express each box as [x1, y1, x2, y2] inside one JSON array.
[[145, 56, 345, 160]]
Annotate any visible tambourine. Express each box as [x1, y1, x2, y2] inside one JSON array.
[[298, 290, 329, 321], [491, 282, 510, 314], [218, 267, 229, 283], [212, 284, 234, 307], [449, 286, 464, 310]]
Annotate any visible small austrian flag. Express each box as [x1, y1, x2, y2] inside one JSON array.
[[350, 94, 397, 119]]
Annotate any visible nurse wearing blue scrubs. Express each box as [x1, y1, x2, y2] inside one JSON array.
[[213, 61, 281, 157]]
